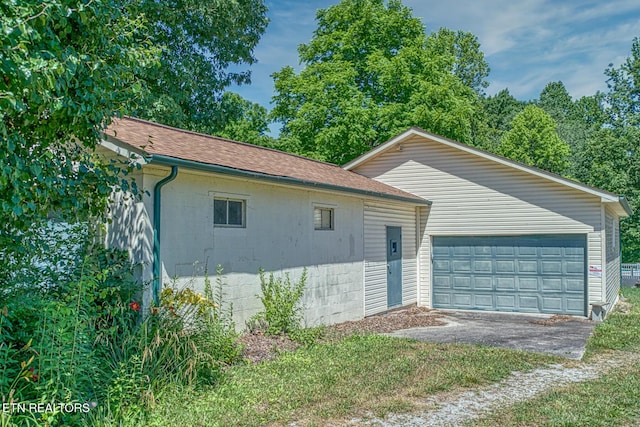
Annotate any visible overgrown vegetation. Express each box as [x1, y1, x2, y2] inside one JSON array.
[[251, 268, 307, 335], [145, 336, 555, 427], [0, 230, 241, 426]]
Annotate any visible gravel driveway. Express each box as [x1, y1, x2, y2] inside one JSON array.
[[343, 310, 620, 427], [387, 310, 596, 359]]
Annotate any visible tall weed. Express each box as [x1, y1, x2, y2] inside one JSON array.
[[254, 268, 307, 335]]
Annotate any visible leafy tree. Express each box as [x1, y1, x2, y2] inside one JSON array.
[[481, 89, 526, 149], [214, 92, 276, 147], [605, 37, 640, 128], [536, 82, 606, 178], [596, 37, 640, 261], [0, 1, 158, 282], [271, 0, 484, 164], [499, 105, 570, 174], [538, 81, 574, 121], [133, 0, 269, 135], [426, 28, 490, 95]]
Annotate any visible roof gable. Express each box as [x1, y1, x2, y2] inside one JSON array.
[[102, 117, 427, 205], [345, 127, 631, 217]]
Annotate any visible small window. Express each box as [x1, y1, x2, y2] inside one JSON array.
[[214, 198, 245, 227], [314, 207, 334, 230]]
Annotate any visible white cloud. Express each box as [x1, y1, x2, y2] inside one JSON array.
[[233, 0, 640, 107]]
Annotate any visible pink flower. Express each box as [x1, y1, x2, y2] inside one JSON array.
[[129, 301, 141, 311]]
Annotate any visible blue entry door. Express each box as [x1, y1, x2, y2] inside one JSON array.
[[387, 226, 402, 308]]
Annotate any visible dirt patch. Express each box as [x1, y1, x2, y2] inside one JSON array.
[[326, 307, 445, 338], [239, 307, 444, 363], [529, 314, 586, 326], [238, 331, 300, 364]]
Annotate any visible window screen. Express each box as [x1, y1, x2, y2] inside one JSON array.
[[314, 207, 334, 230], [214, 198, 245, 227]]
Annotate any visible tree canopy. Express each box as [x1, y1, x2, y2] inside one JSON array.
[[498, 105, 570, 175], [0, 0, 160, 284], [133, 0, 269, 137], [271, 0, 486, 164], [0, 1, 157, 228]]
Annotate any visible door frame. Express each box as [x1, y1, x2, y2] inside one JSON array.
[[386, 226, 403, 308]]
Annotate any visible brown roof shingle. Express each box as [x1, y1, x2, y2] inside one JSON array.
[[104, 117, 426, 204]]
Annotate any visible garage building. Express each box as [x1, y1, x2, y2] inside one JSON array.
[[346, 128, 631, 318]]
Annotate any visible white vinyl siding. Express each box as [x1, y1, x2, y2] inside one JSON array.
[[605, 207, 621, 307], [363, 202, 418, 316], [418, 205, 431, 307], [353, 136, 605, 310]]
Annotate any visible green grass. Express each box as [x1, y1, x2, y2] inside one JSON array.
[[142, 288, 640, 427], [145, 335, 555, 426], [585, 286, 640, 356], [469, 286, 640, 427], [469, 360, 640, 427]]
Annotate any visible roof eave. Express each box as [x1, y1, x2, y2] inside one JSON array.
[[149, 154, 430, 206], [346, 128, 632, 212], [616, 196, 634, 217]]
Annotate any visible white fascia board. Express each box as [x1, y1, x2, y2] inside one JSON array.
[[99, 136, 148, 166]]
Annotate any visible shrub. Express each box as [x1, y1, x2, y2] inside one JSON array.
[[1, 222, 244, 426], [1, 245, 141, 427], [97, 265, 243, 423], [255, 268, 307, 335]]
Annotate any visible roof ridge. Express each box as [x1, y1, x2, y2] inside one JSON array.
[[120, 115, 342, 168]]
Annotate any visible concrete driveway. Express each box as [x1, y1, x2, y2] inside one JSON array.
[[388, 311, 596, 359]]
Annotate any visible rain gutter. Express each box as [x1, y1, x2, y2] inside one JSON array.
[[152, 165, 178, 306], [147, 154, 430, 206]]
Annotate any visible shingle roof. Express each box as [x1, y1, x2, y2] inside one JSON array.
[[104, 116, 427, 204]]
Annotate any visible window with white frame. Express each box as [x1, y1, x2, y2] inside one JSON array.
[[214, 198, 245, 227], [314, 207, 334, 230]]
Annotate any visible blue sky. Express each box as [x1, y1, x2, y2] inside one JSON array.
[[231, 0, 640, 111]]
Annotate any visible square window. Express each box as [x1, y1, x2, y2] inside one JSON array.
[[214, 198, 245, 227], [314, 207, 334, 230]]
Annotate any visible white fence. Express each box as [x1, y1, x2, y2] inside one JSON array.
[[622, 264, 640, 285], [622, 264, 640, 278]]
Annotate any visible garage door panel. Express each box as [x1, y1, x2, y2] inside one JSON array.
[[496, 246, 515, 256], [567, 298, 584, 311], [566, 261, 584, 274], [542, 261, 563, 274], [474, 260, 492, 272], [474, 245, 492, 256], [474, 277, 493, 289], [433, 260, 450, 272], [496, 295, 516, 309], [566, 279, 584, 292], [518, 246, 538, 256], [433, 292, 451, 305], [433, 235, 586, 316], [452, 293, 472, 307], [496, 260, 515, 273], [474, 294, 493, 309], [433, 275, 451, 288], [541, 278, 562, 291], [453, 246, 472, 256], [453, 260, 471, 272], [518, 277, 539, 291], [496, 277, 515, 290], [518, 260, 538, 273], [453, 276, 471, 289], [518, 296, 539, 311], [541, 247, 563, 257], [542, 297, 563, 311]]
